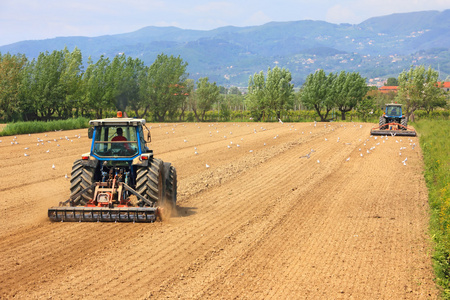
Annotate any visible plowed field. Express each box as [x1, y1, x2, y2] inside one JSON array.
[[0, 122, 438, 299]]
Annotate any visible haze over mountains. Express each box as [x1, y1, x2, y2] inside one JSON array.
[[1, 9, 449, 86]]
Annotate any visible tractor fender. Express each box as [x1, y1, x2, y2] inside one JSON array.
[[80, 154, 99, 169]]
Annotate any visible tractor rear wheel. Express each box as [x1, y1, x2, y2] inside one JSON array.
[[70, 159, 95, 205], [379, 116, 386, 129], [164, 163, 177, 207], [401, 117, 407, 129], [136, 158, 164, 206]]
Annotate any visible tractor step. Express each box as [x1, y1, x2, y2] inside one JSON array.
[[48, 206, 158, 223]]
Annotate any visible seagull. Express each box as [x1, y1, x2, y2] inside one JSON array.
[[249, 150, 253, 153], [325, 138, 328, 141], [24, 153, 29, 157], [24, 147, 29, 150], [360, 153, 363, 157], [46, 150, 50, 153], [278, 118, 283, 124], [52, 164, 55, 169], [65, 174, 69, 179], [346, 157, 350, 162], [317, 160, 320, 163], [194, 151, 198, 155]]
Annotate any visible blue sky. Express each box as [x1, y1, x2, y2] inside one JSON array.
[[0, 0, 449, 46]]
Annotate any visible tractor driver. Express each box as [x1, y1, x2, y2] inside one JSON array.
[[391, 107, 398, 115], [112, 128, 131, 152]]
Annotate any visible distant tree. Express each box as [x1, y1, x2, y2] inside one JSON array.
[[193, 77, 220, 122], [246, 66, 294, 121], [397, 65, 446, 121], [82, 55, 115, 119], [0, 53, 27, 121], [59, 47, 83, 118], [385, 77, 399, 86], [110, 54, 145, 113], [333, 71, 368, 120], [229, 86, 241, 95], [179, 79, 194, 121], [301, 69, 336, 121], [20, 49, 74, 120], [144, 53, 188, 122], [356, 96, 377, 121]]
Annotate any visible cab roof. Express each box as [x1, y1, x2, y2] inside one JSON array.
[[89, 117, 146, 127]]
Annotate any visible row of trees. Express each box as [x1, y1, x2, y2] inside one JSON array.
[[0, 48, 448, 123]]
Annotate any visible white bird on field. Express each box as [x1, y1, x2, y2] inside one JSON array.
[[65, 174, 68, 179], [249, 150, 253, 153], [46, 149, 50, 153], [346, 157, 350, 162], [24, 153, 29, 157], [317, 160, 320, 163], [206, 164, 210, 168], [52, 164, 55, 169]]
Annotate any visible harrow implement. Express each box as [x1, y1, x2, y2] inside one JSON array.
[[48, 176, 160, 223], [48, 206, 158, 222], [370, 122, 416, 137]]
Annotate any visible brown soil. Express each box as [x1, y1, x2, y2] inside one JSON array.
[[0, 122, 438, 299]]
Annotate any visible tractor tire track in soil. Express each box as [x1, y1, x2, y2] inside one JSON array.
[[0, 122, 437, 299]]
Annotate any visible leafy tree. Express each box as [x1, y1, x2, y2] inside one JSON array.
[[334, 71, 368, 120], [82, 55, 114, 119], [25, 50, 67, 120], [194, 77, 220, 121], [144, 53, 188, 121], [110, 54, 145, 113], [356, 96, 377, 121], [59, 47, 83, 118], [397, 65, 446, 121], [301, 69, 336, 121], [385, 77, 398, 86], [0, 53, 27, 121], [246, 66, 294, 121], [179, 79, 194, 121]]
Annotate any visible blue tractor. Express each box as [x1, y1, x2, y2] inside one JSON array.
[[48, 113, 177, 222], [371, 103, 416, 136]]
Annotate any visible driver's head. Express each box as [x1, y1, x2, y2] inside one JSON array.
[[117, 128, 123, 136]]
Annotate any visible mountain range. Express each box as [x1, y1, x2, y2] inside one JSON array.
[[1, 9, 449, 87]]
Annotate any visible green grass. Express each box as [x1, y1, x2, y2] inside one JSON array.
[[0, 117, 90, 136], [414, 119, 450, 298]]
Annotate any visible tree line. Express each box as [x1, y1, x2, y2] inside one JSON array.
[[0, 48, 447, 123]]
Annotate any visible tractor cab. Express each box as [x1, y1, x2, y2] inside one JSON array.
[[88, 117, 149, 160], [385, 104, 403, 118]]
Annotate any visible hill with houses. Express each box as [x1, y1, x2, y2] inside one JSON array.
[[1, 9, 449, 87]]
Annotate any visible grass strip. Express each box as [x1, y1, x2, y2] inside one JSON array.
[[0, 117, 90, 136], [414, 120, 450, 298]]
